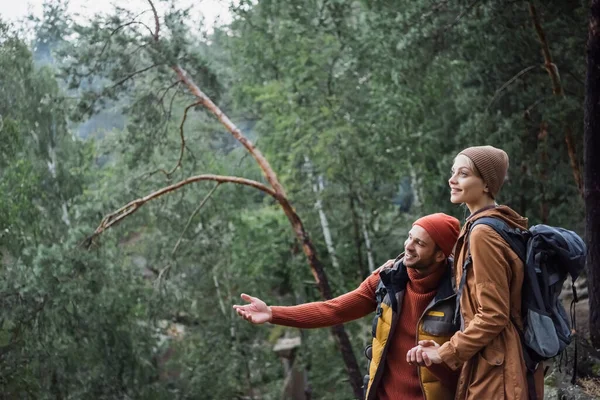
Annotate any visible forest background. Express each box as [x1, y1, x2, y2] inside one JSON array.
[[0, 0, 597, 399]]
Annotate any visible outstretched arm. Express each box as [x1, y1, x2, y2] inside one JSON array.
[[232, 259, 393, 329]]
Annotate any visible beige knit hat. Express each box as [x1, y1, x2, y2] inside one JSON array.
[[458, 145, 509, 198]]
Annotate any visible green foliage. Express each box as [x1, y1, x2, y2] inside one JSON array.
[[0, 0, 588, 398]]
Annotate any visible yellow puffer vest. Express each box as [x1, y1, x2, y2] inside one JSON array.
[[363, 257, 458, 400]]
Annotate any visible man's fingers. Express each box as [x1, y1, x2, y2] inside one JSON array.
[[240, 293, 253, 303], [418, 340, 437, 347], [406, 349, 414, 364], [407, 347, 418, 364]]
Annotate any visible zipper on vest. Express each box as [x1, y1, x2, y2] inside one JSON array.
[[415, 294, 456, 400]]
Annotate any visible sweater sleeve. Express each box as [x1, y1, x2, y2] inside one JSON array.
[[438, 225, 516, 370], [270, 272, 380, 328]]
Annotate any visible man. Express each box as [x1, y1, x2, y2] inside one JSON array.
[[233, 213, 461, 400]]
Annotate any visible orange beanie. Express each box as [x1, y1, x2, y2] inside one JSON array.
[[413, 213, 460, 257]]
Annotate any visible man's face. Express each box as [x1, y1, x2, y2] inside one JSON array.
[[403, 225, 444, 271]]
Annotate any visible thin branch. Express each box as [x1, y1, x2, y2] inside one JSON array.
[[524, 97, 546, 118], [126, 42, 150, 57], [564, 67, 585, 87], [487, 65, 540, 110], [165, 83, 181, 118], [147, 0, 160, 41], [158, 80, 182, 104], [154, 183, 221, 285], [109, 63, 160, 89], [83, 174, 276, 247], [156, 263, 173, 285], [162, 101, 200, 177], [84, 14, 153, 79], [444, 0, 482, 31], [171, 183, 221, 257]]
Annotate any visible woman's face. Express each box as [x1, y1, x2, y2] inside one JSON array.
[[448, 155, 489, 205]]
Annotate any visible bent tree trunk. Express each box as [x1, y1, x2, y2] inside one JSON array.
[[172, 65, 363, 397], [87, 3, 364, 396], [585, 0, 600, 348]]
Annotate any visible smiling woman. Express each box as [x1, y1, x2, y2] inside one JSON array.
[[408, 145, 544, 400], [448, 154, 494, 213]]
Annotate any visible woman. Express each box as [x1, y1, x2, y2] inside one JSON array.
[[406, 145, 542, 399]]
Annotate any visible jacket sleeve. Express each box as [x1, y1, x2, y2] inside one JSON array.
[[438, 225, 517, 370], [270, 272, 379, 328], [426, 363, 460, 391]]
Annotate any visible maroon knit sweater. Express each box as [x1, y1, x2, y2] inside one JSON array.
[[271, 266, 454, 400]]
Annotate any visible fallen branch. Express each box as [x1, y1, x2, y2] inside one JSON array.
[[85, 3, 365, 395]]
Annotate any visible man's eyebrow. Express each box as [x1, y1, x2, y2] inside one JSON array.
[[413, 236, 428, 245]]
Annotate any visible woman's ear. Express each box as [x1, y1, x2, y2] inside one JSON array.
[[483, 185, 489, 193]]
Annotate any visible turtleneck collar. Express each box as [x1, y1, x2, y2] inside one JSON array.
[[406, 262, 447, 294]]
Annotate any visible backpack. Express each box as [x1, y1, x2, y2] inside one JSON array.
[[456, 217, 586, 400]]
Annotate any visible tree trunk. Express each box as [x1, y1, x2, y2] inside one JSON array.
[[409, 168, 422, 210], [173, 65, 364, 397], [361, 216, 375, 273], [585, 0, 600, 348], [316, 175, 340, 269], [304, 156, 340, 270], [349, 195, 367, 279], [528, 2, 584, 196]]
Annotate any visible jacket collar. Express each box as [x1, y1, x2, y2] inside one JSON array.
[[380, 256, 454, 300], [432, 258, 455, 302]]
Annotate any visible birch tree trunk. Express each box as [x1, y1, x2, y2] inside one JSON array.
[[304, 156, 340, 270]]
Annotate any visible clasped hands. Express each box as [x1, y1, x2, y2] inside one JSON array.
[[406, 340, 443, 367]]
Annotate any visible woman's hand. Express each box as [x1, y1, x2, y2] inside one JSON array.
[[406, 340, 442, 367]]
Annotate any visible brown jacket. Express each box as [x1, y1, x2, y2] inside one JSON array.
[[438, 206, 542, 400]]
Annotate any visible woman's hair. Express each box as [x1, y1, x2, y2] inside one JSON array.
[[454, 154, 481, 178]]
